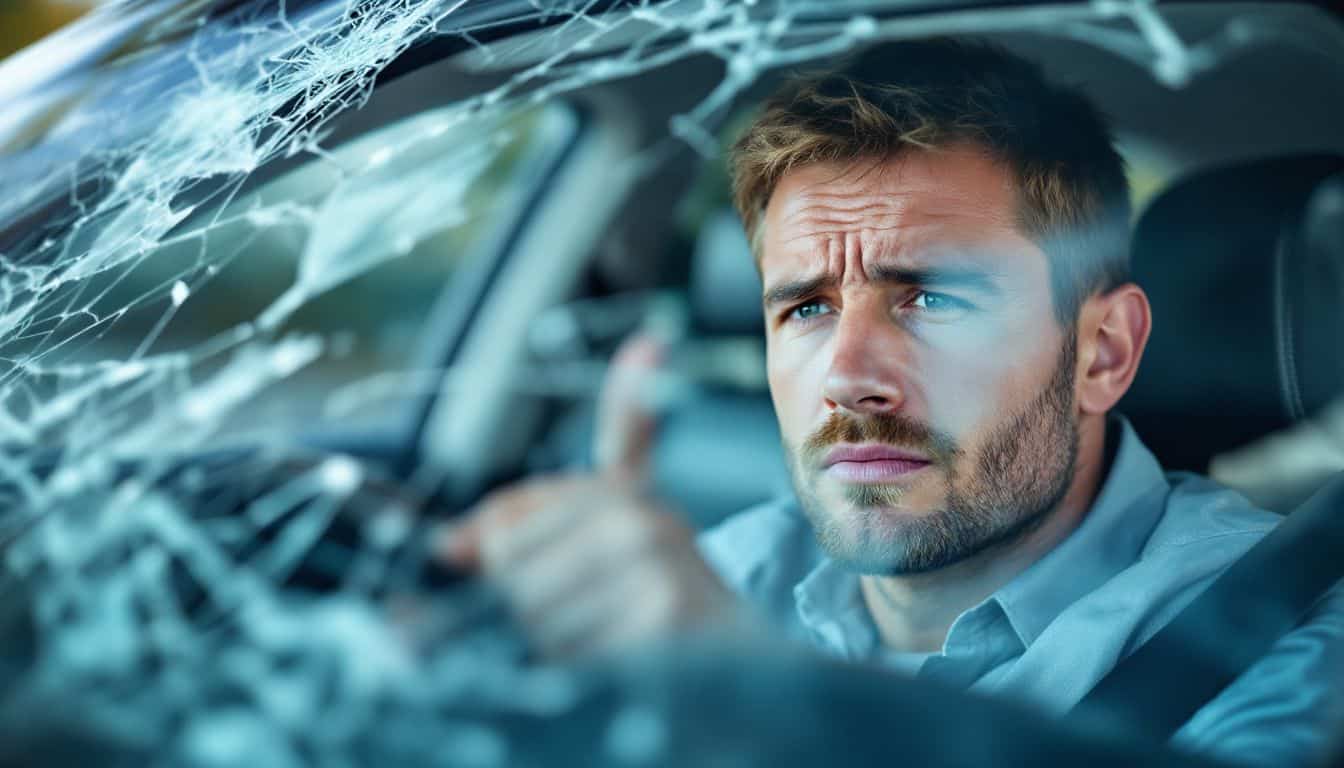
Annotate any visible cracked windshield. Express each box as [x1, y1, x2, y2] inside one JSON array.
[[0, 0, 1341, 766]]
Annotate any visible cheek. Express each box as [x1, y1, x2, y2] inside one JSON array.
[[915, 324, 1043, 438], [766, 338, 825, 445]]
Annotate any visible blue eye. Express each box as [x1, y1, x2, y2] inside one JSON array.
[[910, 291, 968, 313], [790, 301, 832, 322]]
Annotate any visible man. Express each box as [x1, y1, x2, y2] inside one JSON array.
[[443, 39, 1343, 765]]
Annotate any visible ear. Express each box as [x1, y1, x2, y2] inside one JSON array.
[[1075, 284, 1152, 415]]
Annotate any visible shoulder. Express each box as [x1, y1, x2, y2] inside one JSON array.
[[1122, 473, 1281, 632], [1175, 580, 1344, 766], [1141, 472, 1280, 558], [1008, 473, 1289, 711], [1161, 476, 1344, 765], [696, 496, 821, 611], [1077, 474, 1283, 668], [1066, 475, 1281, 660]]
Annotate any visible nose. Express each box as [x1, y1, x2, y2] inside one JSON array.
[[821, 304, 908, 415]]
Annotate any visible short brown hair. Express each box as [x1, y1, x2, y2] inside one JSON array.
[[730, 39, 1131, 325]]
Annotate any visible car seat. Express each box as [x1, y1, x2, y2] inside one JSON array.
[[648, 210, 791, 529], [1119, 153, 1344, 505]]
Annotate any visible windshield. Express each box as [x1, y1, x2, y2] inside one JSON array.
[[0, 1, 1341, 765]]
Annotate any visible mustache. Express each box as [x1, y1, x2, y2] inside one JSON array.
[[799, 410, 960, 466]]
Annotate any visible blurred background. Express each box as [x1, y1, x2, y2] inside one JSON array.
[[0, 0, 98, 59]]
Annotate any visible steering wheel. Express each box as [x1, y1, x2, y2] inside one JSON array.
[[0, 447, 1230, 768]]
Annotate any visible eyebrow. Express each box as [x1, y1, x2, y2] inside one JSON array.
[[762, 262, 1003, 308]]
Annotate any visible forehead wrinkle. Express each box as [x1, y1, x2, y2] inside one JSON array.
[[827, 228, 845, 280], [763, 156, 1032, 287], [842, 229, 860, 286], [781, 190, 913, 232], [774, 227, 1019, 293], [775, 226, 907, 282], [778, 223, 903, 253], [780, 187, 1012, 248]]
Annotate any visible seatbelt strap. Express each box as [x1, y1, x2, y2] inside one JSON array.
[[1071, 471, 1344, 743]]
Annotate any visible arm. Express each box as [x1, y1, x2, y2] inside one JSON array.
[[1172, 581, 1344, 767]]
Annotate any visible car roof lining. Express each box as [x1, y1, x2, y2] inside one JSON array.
[[310, 1, 1344, 296], [430, 1, 1344, 174]]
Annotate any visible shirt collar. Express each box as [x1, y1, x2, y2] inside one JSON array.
[[793, 557, 881, 660], [993, 414, 1170, 646]]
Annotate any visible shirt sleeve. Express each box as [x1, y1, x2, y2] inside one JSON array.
[[1171, 580, 1344, 767]]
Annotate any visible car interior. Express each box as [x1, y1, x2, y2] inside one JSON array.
[[355, 2, 1344, 520], [348, 5, 1344, 759], [1, 0, 1343, 764]]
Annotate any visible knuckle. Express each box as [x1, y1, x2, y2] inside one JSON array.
[[475, 492, 522, 530], [638, 564, 686, 627], [650, 514, 684, 546]]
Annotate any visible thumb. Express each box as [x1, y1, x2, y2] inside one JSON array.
[[432, 517, 484, 573], [593, 332, 666, 483]]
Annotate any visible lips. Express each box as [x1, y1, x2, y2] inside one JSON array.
[[822, 444, 931, 483]]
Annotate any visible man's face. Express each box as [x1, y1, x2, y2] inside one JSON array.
[[760, 147, 1081, 575]]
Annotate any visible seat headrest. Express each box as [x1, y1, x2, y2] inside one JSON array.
[[689, 210, 763, 336], [650, 209, 784, 529], [1120, 154, 1344, 473]]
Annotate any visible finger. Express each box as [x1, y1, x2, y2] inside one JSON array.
[[483, 489, 595, 571], [434, 517, 486, 573], [525, 561, 658, 660], [500, 504, 659, 621], [433, 475, 590, 572], [593, 332, 666, 483]]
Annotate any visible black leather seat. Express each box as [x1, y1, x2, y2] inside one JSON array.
[[1120, 154, 1344, 480]]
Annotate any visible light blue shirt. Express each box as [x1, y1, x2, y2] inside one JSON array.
[[698, 416, 1344, 766]]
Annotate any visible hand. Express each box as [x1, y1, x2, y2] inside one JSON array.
[[438, 333, 754, 660]]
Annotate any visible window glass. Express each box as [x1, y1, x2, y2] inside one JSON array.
[[71, 103, 577, 438]]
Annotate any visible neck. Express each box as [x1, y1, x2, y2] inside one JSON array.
[[860, 414, 1109, 654]]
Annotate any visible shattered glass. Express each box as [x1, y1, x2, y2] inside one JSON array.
[[0, 0, 1338, 763]]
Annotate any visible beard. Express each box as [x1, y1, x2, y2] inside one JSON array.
[[787, 336, 1079, 575]]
